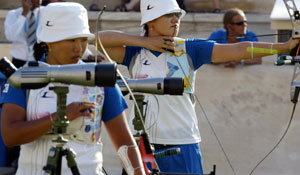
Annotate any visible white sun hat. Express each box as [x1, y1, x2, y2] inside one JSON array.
[[140, 0, 186, 26], [37, 2, 95, 43]]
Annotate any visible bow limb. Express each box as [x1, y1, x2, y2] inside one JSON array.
[[249, 1, 300, 175], [283, 0, 300, 39]]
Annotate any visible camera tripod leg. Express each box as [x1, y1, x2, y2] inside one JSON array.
[[43, 145, 80, 175], [43, 146, 63, 175], [65, 148, 80, 175]]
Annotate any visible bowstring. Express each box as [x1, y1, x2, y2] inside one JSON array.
[[92, 3, 298, 175], [94, 5, 148, 138], [174, 56, 237, 175], [249, 1, 300, 174]]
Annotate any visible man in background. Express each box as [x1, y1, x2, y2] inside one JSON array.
[[209, 8, 261, 67], [4, 0, 42, 68]]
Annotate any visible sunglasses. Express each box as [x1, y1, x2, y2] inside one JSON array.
[[164, 12, 182, 18], [231, 21, 247, 26]]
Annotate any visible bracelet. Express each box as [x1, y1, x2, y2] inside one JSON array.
[[270, 43, 274, 54]]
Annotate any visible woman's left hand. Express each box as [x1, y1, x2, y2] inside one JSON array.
[[287, 37, 300, 51]]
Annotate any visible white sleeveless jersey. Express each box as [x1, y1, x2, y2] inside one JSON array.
[[16, 84, 105, 175], [128, 39, 201, 144]]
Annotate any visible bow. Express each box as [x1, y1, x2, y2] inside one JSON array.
[[94, 1, 300, 174], [249, 0, 300, 174]]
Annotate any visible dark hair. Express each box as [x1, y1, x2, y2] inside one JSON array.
[[223, 8, 245, 30], [33, 42, 49, 61], [143, 24, 149, 37]]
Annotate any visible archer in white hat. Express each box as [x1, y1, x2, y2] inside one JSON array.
[[97, 0, 300, 174], [1, 2, 145, 175]]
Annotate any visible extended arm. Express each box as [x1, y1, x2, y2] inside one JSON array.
[[211, 39, 299, 63], [96, 30, 175, 63]]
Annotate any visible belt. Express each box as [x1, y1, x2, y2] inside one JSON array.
[[153, 144, 179, 149]]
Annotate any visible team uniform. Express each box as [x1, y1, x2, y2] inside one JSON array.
[[122, 38, 215, 173], [208, 29, 259, 43], [0, 82, 127, 175]]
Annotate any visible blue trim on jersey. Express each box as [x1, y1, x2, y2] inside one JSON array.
[[0, 83, 26, 109], [150, 50, 162, 57], [185, 38, 214, 70], [0, 73, 6, 80], [208, 29, 258, 43], [123, 46, 142, 68], [102, 85, 128, 122], [123, 39, 214, 71]]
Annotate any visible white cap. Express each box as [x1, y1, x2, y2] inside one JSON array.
[[140, 0, 186, 26], [37, 2, 95, 43]]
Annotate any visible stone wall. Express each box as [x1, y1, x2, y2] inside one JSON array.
[[0, 0, 276, 13], [0, 11, 274, 43]]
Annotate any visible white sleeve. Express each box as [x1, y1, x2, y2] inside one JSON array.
[[4, 8, 27, 43]]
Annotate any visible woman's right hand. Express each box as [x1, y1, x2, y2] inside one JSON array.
[[143, 36, 176, 53], [65, 101, 97, 121]]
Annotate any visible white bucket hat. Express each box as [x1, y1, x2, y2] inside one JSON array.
[[37, 2, 95, 43], [140, 0, 186, 26]]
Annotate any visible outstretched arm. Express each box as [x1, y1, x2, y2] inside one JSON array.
[[96, 30, 175, 63], [211, 38, 300, 63]]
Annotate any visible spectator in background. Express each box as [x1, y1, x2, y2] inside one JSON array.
[[4, 0, 43, 68], [114, 0, 186, 12], [89, 0, 100, 11], [209, 8, 261, 67], [212, 0, 221, 13], [41, 0, 64, 6]]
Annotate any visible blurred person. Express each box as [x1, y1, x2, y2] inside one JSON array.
[[212, 0, 221, 13], [114, 0, 185, 12], [41, 0, 64, 6], [209, 8, 261, 67], [4, 0, 43, 68], [89, 0, 100, 11]]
